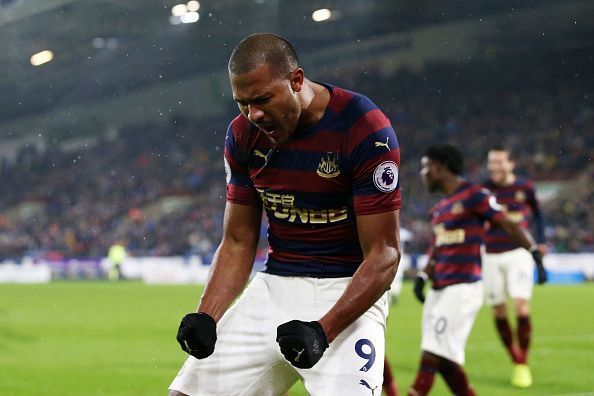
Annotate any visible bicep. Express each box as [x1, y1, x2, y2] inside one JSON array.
[[356, 209, 401, 258]]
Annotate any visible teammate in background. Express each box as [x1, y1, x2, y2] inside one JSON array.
[[482, 146, 548, 388], [107, 240, 127, 281], [408, 145, 546, 396], [170, 33, 402, 395]]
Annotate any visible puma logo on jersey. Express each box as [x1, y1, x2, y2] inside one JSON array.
[[374, 137, 390, 150], [253, 149, 272, 162]]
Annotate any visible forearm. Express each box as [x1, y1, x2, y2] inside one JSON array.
[[533, 212, 546, 244], [197, 241, 256, 322], [499, 219, 536, 250], [318, 247, 400, 343]]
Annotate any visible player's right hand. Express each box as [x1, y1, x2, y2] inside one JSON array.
[[176, 312, 217, 359], [529, 247, 548, 285], [413, 271, 428, 303]]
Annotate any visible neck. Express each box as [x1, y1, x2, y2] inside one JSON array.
[[441, 175, 464, 196], [297, 79, 329, 130], [493, 173, 516, 187]]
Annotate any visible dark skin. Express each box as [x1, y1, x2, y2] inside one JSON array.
[[171, 62, 401, 396], [200, 63, 401, 340]]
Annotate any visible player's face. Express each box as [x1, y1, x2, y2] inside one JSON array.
[[487, 150, 514, 185], [420, 156, 441, 192], [230, 63, 303, 146]]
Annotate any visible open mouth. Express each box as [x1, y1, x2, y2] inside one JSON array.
[[259, 124, 277, 136]]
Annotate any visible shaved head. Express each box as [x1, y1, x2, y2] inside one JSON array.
[[228, 33, 299, 78]]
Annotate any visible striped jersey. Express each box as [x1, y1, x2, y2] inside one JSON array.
[[224, 84, 401, 277], [429, 181, 505, 289], [482, 178, 544, 253]]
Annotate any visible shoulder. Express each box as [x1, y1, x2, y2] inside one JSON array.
[[228, 114, 251, 137], [328, 85, 384, 122], [515, 177, 534, 190], [462, 182, 485, 196], [226, 114, 259, 148], [464, 184, 493, 204]]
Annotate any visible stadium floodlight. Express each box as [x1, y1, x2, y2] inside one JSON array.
[[312, 8, 331, 22], [30, 50, 54, 66], [187, 1, 200, 12], [180, 11, 199, 24], [171, 4, 188, 16], [92, 37, 105, 49]]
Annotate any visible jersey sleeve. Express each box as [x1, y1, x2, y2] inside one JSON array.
[[468, 188, 507, 223], [346, 96, 402, 216], [224, 117, 260, 207], [526, 182, 546, 243]]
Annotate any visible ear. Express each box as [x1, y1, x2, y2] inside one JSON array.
[[289, 68, 304, 93]]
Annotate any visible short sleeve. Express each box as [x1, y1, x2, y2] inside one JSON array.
[[468, 188, 506, 222], [346, 97, 401, 215], [224, 118, 260, 206]]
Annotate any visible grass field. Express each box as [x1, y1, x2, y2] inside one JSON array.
[[1, 281, 593, 395]]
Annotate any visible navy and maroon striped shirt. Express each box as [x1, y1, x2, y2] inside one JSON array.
[[429, 182, 506, 289], [482, 178, 544, 253], [224, 84, 401, 277]]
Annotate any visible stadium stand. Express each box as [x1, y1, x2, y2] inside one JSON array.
[[1, 54, 592, 260]]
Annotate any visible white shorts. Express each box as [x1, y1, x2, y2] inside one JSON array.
[[483, 248, 534, 306], [421, 281, 484, 365], [169, 272, 389, 396]]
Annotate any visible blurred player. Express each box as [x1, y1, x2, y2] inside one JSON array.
[[408, 144, 545, 396], [169, 33, 402, 395], [107, 240, 127, 281], [482, 146, 548, 388]]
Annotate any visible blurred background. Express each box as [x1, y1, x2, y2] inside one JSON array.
[[1, 0, 592, 281], [1, 1, 594, 395]]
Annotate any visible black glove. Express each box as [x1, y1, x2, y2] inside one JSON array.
[[413, 271, 428, 303], [529, 246, 547, 285], [276, 320, 329, 369], [176, 312, 217, 359]]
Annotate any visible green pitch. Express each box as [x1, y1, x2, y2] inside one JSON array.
[[1, 281, 593, 395]]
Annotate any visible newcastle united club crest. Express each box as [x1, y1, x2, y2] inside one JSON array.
[[317, 152, 341, 178]]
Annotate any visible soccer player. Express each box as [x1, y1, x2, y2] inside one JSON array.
[[107, 240, 127, 281], [482, 146, 548, 388], [408, 145, 545, 396], [169, 33, 402, 395]]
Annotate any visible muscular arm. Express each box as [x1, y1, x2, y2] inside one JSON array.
[[318, 210, 401, 343], [197, 202, 262, 322]]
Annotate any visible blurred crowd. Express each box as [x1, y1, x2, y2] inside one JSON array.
[[0, 118, 227, 260], [1, 54, 592, 260]]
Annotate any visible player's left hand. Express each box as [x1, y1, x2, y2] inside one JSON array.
[[276, 320, 329, 369], [530, 246, 548, 285], [413, 271, 428, 303]]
